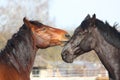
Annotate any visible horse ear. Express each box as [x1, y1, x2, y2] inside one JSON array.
[[92, 14, 96, 20], [91, 14, 96, 27], [84, 14, 91, 20], [23, 17, 34, 29]]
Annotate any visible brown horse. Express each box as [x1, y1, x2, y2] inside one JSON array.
[[0, 18, 70, 80]]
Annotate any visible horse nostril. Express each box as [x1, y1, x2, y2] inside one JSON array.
[[65, 34, 71, 39], [65, 52, 67, 56], [62, 51, 68, 59]]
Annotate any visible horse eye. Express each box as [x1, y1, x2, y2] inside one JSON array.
[[41, 27, 47, 31], [79, 32, 83, 35], [79, 30, 88, 35]]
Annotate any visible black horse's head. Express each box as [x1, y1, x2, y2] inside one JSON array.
[[61, 14, 98, 63]]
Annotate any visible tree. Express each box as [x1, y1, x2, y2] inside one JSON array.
[[0, 0, 50, 33]]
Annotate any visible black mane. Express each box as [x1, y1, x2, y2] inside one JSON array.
[[0, 22, 37, 72], [95, 19, 120, 48], [81, 18, 120, 48]]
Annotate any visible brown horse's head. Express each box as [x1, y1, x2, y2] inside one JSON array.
[[23, 18, 71, 49]]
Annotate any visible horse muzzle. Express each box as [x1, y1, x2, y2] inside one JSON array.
[[61, 50, 75, 63]]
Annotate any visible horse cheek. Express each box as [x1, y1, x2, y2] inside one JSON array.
[[36, 36, 50, 48], [90, 39, 96, 49], [80, 39, 91, 52]]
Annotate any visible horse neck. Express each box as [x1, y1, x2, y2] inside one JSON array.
[[94, 28, 120, 73], [0, 27, 37, 74]]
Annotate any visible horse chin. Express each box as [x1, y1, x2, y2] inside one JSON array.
[[49, 41, 67, 47], [61, 51, 76, 63], [37, 46, 49, 49], [62, 58, 74, 63], [60, 41, 68, 47]]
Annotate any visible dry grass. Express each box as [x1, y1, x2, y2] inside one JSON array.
[[96, 76, 109, 80]]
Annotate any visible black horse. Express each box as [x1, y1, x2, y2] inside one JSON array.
[[61, 14, 120, 80]]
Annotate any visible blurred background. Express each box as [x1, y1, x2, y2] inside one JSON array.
[[0, 0, 120, 80]]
